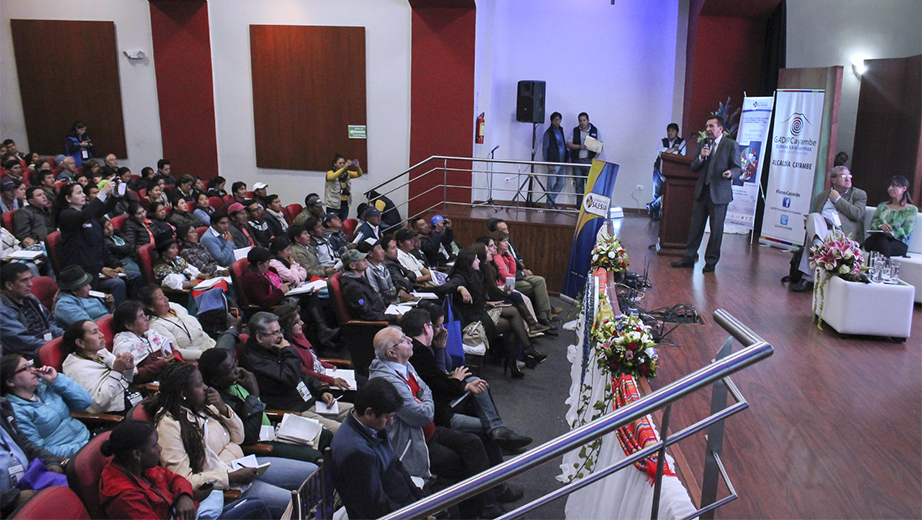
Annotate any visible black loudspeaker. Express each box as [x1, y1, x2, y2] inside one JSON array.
[[516, 80, 546, 123]]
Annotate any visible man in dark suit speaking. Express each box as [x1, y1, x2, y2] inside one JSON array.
[[671, 115, 741, 273]]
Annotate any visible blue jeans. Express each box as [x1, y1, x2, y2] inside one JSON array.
[[241, 457, 318, 518], [545, 166, 566, 205]]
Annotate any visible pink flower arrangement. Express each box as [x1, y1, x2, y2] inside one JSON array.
[[591, 314, 658, 379], [809, 231, 864, 277], [591, 234, 629, 272]]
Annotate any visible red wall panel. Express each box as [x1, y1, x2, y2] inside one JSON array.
[[149, 0, 219, 180], [409, 6, 476, 216]]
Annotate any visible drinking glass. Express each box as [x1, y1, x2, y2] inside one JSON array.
[[890, 262, 901, 283]]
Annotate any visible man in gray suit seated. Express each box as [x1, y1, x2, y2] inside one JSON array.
[[790, 166, 867, 292]]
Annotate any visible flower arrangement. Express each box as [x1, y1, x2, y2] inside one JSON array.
[[591, 313, 658, 380], [809, 231, 866, 328], [591, 234, 629, 272]]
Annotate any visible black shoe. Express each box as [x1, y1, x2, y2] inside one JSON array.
[[791, 278, 814, 292], [479, 503, 507, 519], [524, 348, 547, 364], [503, 359, 525, 379], [702, 264, 716, 273], [671, 259, 694, 268], [495, 484, 525, 503], [488, 427, 533, 451]]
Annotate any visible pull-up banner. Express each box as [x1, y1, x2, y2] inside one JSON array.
[[562, 160, 619, 298], [726, 96, 774, 231], [760, 89, 825, 249]]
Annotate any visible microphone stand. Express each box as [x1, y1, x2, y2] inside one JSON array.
[[475, 146, 499, 211]]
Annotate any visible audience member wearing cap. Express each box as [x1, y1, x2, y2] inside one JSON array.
[[365, 189, 403, 235], [0, 177, 23, 214], [355, 206, 382, 243], [201, 210, 237, 267], [268, 236, 307, 286], [53, 265, 113, 328], [413, 215, 456, 268], [357, 240, 415, 304], [321, 213, 351, 255], [263, 194, 289, 238], [252, 181, 269, 202], [227, 202, 256, 249], [292, 194, 326, 227], [0, 263, 63, 357], [177, 224, 225, 276], [324, 154, 364, 220], [340, 249, 392, 322], [152, 236, 210, 291], [242, 247, 291, 308], [395, 228, 438, 287], [288, 222, 333, 279], [244, 198, 272, 247]]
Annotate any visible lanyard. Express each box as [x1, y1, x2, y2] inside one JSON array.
[[158, 312, 192, 342]]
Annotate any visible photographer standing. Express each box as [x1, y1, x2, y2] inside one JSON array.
[[324, 153, 364, 220], [65, 120, 94, 167]]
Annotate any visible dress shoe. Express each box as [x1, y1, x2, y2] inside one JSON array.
[[488, 427, 533, 451], [527, 330, 545, 339], [494, 484, 525, 503], [702, 264, 716, 273], [671, 260, 694, 268], [524, 348, 547, 364], [551, 306, 564, 315], [479, 503, 507, 519], [527, 321, 551, 333], [791, 278, 814, 292]]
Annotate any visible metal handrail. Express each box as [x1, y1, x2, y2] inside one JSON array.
[[382, 309, 774, 520]]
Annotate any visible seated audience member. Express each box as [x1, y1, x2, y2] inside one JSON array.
[[146, 182, 169, 208], [340, 249, 390, 321], [198, 347, 332, 464], [35, 169, 59, 202], [1, 353, 91, 458], [361, 240, 414, 304], [382, 234, 417, 291], [276, 305, 350, 389], [0, 227, 43, 277], [330, 378, 423, 520], [0, 178, 24, 214], [227, 203, 256, 248], [53, 265, 112, 328], [193, 192, 214, 227], [487, 218, 561, 318], [62, 319, 137, 414], [148, 201, 176, 238], [262, 195, 289, 238], [365, 189, 403, 235], [292, 194, 326, 227], [354, 206, 383, 243], [414, 215, 456, 267], [230, 181, 248, 205], [241, 247, 290, 308], [252, 182, 269, 205], [154, 159, 176, 188], [245, 199, 272, 247], [83, 159, 103, 184], [308, 215, 340, 268], [178, 224, 226, 276], [139, 285, 236, 361], [129, 166, 155, 192], [240, 312, 351, 433], [288, 223, 332, 278], [56, 156, 77, 182], [321, 213, 350, 255], [147, 362, 316, 519], [0, 263, 62, 357], [13, 187, 54, 245], [123, 201, 157, 257], [2, 160, 24, 186], [475, 238, 549, 335], [404, 306, 532, 465], [268, 236, 307, 286], [168, 195, 196, 230], [112, 300, 179, 383], [101, 153, 119, 178], [790, 166, 868, 292], [99, 420, 273, 520], [0, 393, 66, 517], [368, 326, 504, 518], [153, 236, 210, 291], [396, 228, 436, 286], [491, 230, 554, 330], [175, 174, 195, 200], [207, 176, 227, 198], [864, 175, 917, 258], [201, 210, 237, 267], [102, 217, 143, 279]]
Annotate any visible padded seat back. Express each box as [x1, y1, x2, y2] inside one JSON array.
[[29, 275, 57, 311], [46, 230, 63, 276], [66, 431, 112, 519]]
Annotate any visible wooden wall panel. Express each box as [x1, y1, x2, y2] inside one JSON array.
[[851, 55, 922, 205], [250, 25, 367, 172], [10, 20, 127, 158]]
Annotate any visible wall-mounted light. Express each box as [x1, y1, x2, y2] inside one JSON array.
[[851, 54, 868, 76], [122, 50, 146, 60]]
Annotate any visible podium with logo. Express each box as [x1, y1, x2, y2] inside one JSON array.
[[657, 152, 697, 255]]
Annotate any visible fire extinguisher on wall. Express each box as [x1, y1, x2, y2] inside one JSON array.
[[476, 112, 485, 144]]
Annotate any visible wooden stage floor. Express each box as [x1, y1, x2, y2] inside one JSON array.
[[436, 207, 920, 518]]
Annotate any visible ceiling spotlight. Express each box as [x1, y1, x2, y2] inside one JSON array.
[[851, 54, 868, 75]]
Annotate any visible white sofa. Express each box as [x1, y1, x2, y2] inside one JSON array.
[[863, 206, 922, 303]]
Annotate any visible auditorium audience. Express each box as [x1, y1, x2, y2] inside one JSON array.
[[382, 234, 418, 290], [207, 176, 228, 198], [155, 159, 176, 188], [0, 177, 23, 214], [112, 300, 179, 383], [396, 228, 436, 286], [146, 183, 169, 208], [53, 265, 113, 328], [62, 319, 137, 414], [487, 218, 560, 321], [175, 175, 196, 200], [293, 194, 326, 227], [414, 215, 456, 267], [1, 353, 91, 458], [153, 236, 209, 291], [865, 175, 917, 258], [148, 201, 176, 238], [361, 240, 414, 304], [321, 213, 351, 255], [244, 199, 272, 247], [231, 181, 248, 205], [102, 217, 142, 278], [308, 214, 340, 268], [324, 154, 363, 220], [1, 263, 62, 357], [472, 240, 547, 336]]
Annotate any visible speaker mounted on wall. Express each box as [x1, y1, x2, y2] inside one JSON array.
[[516, 80, 546, 124]]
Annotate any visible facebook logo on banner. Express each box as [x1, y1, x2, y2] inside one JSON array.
[[780, 215, 789, 226], [782, 197, 791, 208]]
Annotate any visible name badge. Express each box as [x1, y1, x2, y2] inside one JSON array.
[[82, 222, 93, 228], [8, 464, 25, 484], [127, 391, 143, 406], [296, 381, 311, 402], [82, 150, 90, 160]]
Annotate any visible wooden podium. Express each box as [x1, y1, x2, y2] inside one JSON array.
[[657, 152, 697, 255]]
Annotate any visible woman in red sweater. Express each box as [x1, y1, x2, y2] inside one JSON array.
[[240, 247, 290, 309]]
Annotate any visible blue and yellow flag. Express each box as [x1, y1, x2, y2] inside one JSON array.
[[562, 160, 620, 297]]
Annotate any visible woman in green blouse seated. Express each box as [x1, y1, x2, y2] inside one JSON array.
[[864, 175, 917, 257]]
